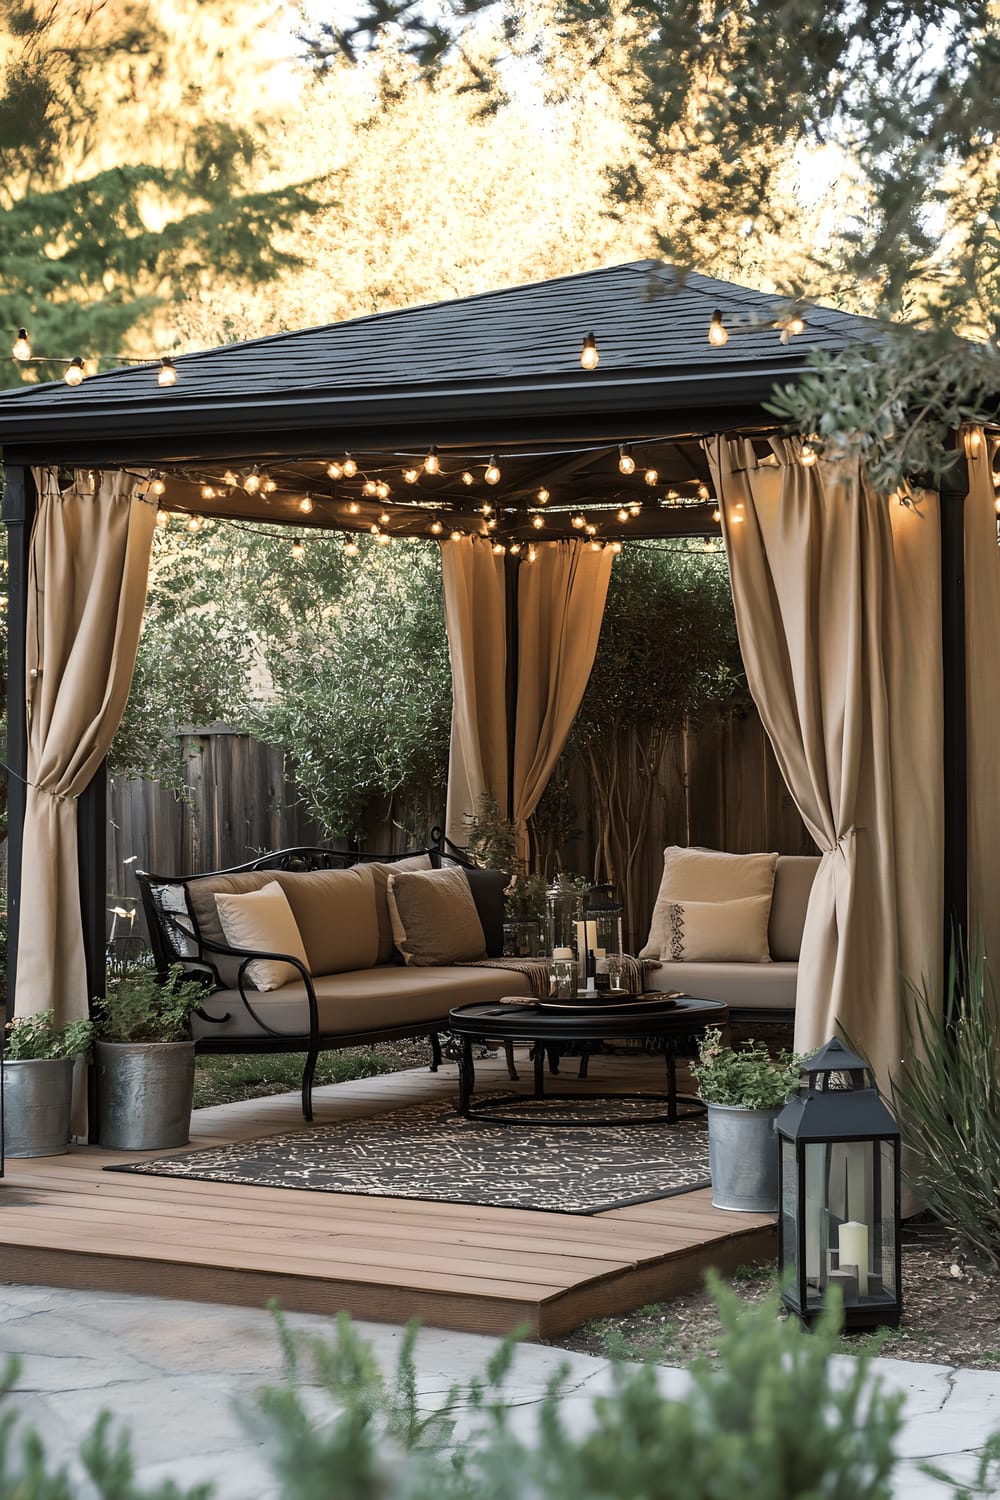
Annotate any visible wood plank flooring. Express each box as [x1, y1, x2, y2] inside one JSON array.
[[0, 1050, 775, 1338]]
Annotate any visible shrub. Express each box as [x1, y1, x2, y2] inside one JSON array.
[[95, 963, 209, 1044], [3, 1011, 95, 1061], [691, 1027, 804, 1109]]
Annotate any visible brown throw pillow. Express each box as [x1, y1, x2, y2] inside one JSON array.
[[366, 854, 433, 964], [386, 865, 486, 966]]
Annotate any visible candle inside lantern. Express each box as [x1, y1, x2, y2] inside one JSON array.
[[838, 1220, 870, 1296]]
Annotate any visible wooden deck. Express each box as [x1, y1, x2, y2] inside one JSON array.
[[0, 1050, 775, 1338]]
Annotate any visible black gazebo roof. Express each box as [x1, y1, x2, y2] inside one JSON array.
[[0, 260, 881, 540]]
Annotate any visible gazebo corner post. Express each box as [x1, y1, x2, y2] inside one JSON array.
[[503, 548, 520, 826], [939, 437, 970, 1023], [78, 761, 108, 1011], [1, 463, 37, 1022]]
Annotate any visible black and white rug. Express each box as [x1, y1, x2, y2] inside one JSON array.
[[107, 1095, 710, 1215]]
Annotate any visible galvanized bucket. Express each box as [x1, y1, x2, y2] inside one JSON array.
[[706, 1101, 781, 1212], [2, 1057, 75, 1157], [95, 1040, 196, 1151]]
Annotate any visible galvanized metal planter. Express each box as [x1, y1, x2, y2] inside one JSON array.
[[706, 1101, 781, 1212], [95, 1040, 196, 1151], [2, 1057, 75, 1157]]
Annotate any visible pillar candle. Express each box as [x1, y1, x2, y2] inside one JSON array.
[[838, 1220, 869, 1296]]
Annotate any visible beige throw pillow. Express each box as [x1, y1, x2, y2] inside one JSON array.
[[387, 865, 486, 966], [367, 854, 433, 964], [640, 846, 778, 960], [660, 895, 773, 963], [213, 881, 310, 991], [272, 865, 378, 975]]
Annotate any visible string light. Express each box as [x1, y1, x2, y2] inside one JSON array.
[[376, 531, 392, 545], [708, 310, 729, 347], [532, 514, 545, 529], [486, 516, 497, 529], [290, 538, 306, 560], [298, 496, 313, 514], [403, 468, 419, 484], [585, 523, 597, 535], [450, 529, 463, 541], [461, 471, 475, 486], [376, 481, 390, 500], [780, 313, 806, 342], [618, 445, 635, 475], [629, 502, 641, 516], [362, 479, 378, 496], [342, 454, 358, 478], [610, 540, 622, 554], [327, 461, 343, 481], [484, 456, 501, 485], [481, 502, 493, 517], [536, 487, 550, 503], [697, 483, 711, 500], [11, 328, 31, 361], [430, 518, 443, 534], [799, 440, 819, 467], [509, 541, 521, 555], [527, 544, 537, 562], [644, 468, 658, 486], [345, 500, 360, 515], [157, 358, 177, 387], [712, 507, 722, 522], [492, 541, 506, 554], [243, 469, 261, 494], [222, 470, 238, 487], [379, 511, 391, 525], [155, 509, 170, 529], [617, 507, 629, 522], [200, 485, 215, 500], [589, 538, 602, 551], [149, 477, 166, 497], [423, 445, 440, 475], [64, 357, 85, 386], [344, 539, 359, 556], [580, 331, 599, 370], [262, 476, 277, 495], [571, 513, 586, 529], [186, 515, 203, 532]]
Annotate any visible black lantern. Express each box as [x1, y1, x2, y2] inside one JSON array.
[[776, 1038, 902, 1330]]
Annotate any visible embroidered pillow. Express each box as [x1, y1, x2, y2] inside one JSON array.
[[386, 865, 486, 966], [640, 847, 777, 959], [661, 895, 773, 963], [213, 881, 310, 991]]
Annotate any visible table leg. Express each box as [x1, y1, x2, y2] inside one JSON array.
[[533, 1042, 545, 1097], [504, 1041, 519, 1080], [665, 1047, 678, 1124], [457, 1037, 475, 1116]]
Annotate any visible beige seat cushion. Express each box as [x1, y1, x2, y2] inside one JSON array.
[[768, 856, 821, 961], [365, 854, 433, 964], [641, 847, 778, 959], [660, 895, 773, 963], [271, 866, 378, 975], [387, 865, 486, 966], [191, 964, 534, 1040], [214, 882, 310, 992], [644, 960, 798, 1011]]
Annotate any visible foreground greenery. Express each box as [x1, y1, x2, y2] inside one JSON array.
[[6, 1281, 1000, 1499]]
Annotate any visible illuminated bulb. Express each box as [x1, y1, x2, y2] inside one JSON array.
[[64, 357, 85, 386], [344, 539, 359, 556], [536, 487, 550, 504], [618, 445, 635, 475], [532, 514, 545, 529], [157, 358, 177, 386], [430, 519, 443, 535], [342, 455, 357, 478], [423, 445, 440, 475], [347, 500, 361, 515], [486, 516, 497, 529], [186, 515, 202, 532], [461, 471, 475, 486], [590, 539, 602, 551], [708, 310, 729, 346], [629, 502, 641, 516], [666, 489, 679, 501], [403, 468, 419, 484], [379, 511, 391, 525], [580, 331, 599, 369], [262, 477, 277, 494], [492, 541, 506, 555], [290, 538, 305, 560], [509, 541, 521, 555], [201, 485, 216, 500], [610, 540, 622, 554], [644, 468, 658, 486], [527, 544, 537, 563], [327, 462, 343, 481], [481, 502, 493, 517], [376, 482, 390, 500], [155, 509, 169, 529], [705, 539, 719, 553], [11, 328, 31, 361], [712, 507, 722, 523], [362, 479, 378, 496], [799, 441, 819, 467], [450, 529, 463, 542], [243, 470, 261, 494], [299, 496, 313, 514], [786, 314, 805, 337], [484, 455, 501, 485], [377, 531, 392, 545], [617, 507, 629, 523], [571, 514, 585, 529], [150, 477, 166, 496], [697, 483, 711, 500], [222, 470, 238, 487], [370, 524, 380, 536], [585, 523, 597, 535]]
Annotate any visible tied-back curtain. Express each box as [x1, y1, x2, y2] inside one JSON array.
[[707, 436, 943, 1096], [17, 468, 155, 1024], [964, 428, 1000, 969], [512, 540, 613, 863], [440, 536, 508, 846]]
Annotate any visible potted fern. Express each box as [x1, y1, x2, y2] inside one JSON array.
[[2, 1012, 95, 1157], [93, 964, 208, 1150], [691, 1027, 803, 1213]]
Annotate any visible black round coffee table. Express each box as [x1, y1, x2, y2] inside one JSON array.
[[448, 995, 728, 1125]]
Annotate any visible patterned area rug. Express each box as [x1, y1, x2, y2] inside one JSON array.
[[107, 1095, 710, 1215]]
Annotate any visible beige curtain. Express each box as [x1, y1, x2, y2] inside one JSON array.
[[440, 536, 508, 846], [512, 541, 613, 864], [707, 436, 943, 1097], [964, 427, 1000, 968], [17, 468, 155, 1026]]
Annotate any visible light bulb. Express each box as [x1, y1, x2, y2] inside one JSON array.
[[484, 456, 501, 485], [377, 531, 392, 545], [155, 509, 170, 529], [423, 445, 440, 475], [617, 507, 629, 523], [629, 502, 641, 516], [450, 529, 463, 542], [532, 513, 545, 529], [786, 314, 805, 337], [712, 507, 722, 523], [327, 461, 343, 481], [243, 470, 261, 494], [347, 500, 361, 515], [698, 484, 711, 499], [64, 356, 85, 386], [492, 541, 506, 554], [580, 331, 599, 369], [590, 539, 602, 551], [186, 515, 202, 532], [481, 502, 493, 517], [157, 358, 177, 386], [376, 481, 390, 500], [290, 538, 305, 560], [610, 540, 622, 554], [200, 485, 215, 500], [379, 511, 390, 525], [299, 496, 313, 514], [799, 441, 819, 467], [509, 541, 521, 555], [150, 477, 166, 497], [571, 514, 585, 529], [262, 477, 277, 494], [370, 523, 380, 535], [708, 310, 729, 346], [618, 445, 635, 475], [403, 468, 419, 484], [461, 471, 474, 486], [486, 517, 497, 529], [527, 544, 537, 562], [585, 523, 597, 535], [644, 468, 658, 486], [11, 328, 31, 361], [344, 539, 359, 556], [430, 519, 443, 535], [362, 479, 378, 496], [342, 455, 357, 478], [536, 487, 550, 504]]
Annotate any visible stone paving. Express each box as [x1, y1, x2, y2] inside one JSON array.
[[0, 1283, 997, 1498]]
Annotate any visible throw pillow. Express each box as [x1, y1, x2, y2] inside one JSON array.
[[387, 865, 486, 966], [366, 854, 433, 964], [272, 865, 379, 975], [640, 846, 778, 959], [660, 895, 773, 963], [213, 881, 310, 991]]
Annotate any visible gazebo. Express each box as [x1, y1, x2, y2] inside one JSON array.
[[2, 258, 997, 1111]]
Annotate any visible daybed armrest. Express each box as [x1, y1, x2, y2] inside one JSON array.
[[196, 933, 319, 1042]]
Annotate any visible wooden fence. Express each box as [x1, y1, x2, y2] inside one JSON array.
[[107, 714, 815, 957]]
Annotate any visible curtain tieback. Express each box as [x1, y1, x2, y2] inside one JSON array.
[[821, 826, 859, 855]]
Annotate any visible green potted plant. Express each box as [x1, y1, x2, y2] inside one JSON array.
[[93, 964, 208, 1151], [2, 1011, 95, 1158], [691, 1027, 803, 1213]]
